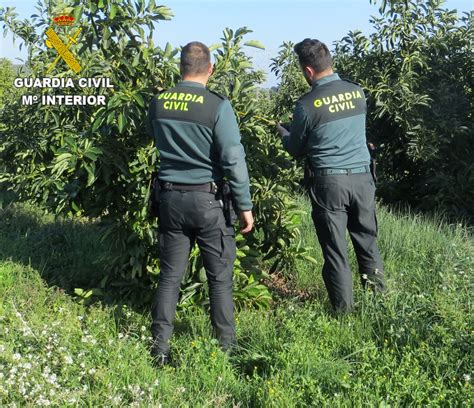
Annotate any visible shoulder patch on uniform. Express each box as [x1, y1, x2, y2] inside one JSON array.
[[208, 89, 227, 100]]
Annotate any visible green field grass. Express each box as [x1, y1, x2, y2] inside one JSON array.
[[0, 197, 472, 407]]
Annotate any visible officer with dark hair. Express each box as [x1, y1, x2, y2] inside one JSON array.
[[277, 38, 386, 313], [147, 41, 254, 365]]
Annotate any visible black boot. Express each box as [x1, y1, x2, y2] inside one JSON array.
[[150, 346, 171, 367]]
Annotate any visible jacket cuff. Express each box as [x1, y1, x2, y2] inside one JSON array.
[[235, 204, 253, 212]]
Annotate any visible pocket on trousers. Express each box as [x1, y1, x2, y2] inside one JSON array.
[[220, 226, 236, 261], [311, 183, 343, 212], [373, 209, 379, 237], [157, 200, 171, 228]]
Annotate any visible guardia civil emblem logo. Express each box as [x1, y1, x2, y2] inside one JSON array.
[[44, 6, 82, 74]]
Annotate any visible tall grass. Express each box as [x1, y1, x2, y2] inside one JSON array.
[[0, 197, 472, 406]]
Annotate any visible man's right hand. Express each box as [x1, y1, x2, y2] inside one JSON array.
[[276, 123, 290, 137], [239, 210, 254, 234]]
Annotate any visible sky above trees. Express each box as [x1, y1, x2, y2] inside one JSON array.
[[0, 0, 471, 86]]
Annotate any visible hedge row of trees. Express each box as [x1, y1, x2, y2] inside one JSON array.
[[335, 0, 473, 221], [269, 0, 472, 222], [0, 0, 471, 307], [0, 0, 312, 307]]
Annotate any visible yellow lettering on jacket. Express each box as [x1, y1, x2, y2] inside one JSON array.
[[163, 101, 189, 111], [314, 90, 363, 112], [158, 92, 205, 104]]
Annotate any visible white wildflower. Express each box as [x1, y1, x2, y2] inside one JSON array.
[[36, 395, 51, 406]]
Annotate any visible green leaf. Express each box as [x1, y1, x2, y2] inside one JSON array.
[[244, 40, 265, 50], [110, 4, 117, 19], [147, 0, 156, 12], [235, 27, 252, 38], [118, 113, 126, 133], [73, 5, 83, 22], [55, 153, 73, 162], [92, 115, 105, 132], [132, 93, 145, 108], [302, 255, 319, 265], [71, 201, 81, 213], [106, 110, 115, 125], [209, 43, 221, 52], [84, 162, 96, 186], [154, 6, 174, 20], [164, 42, 173, 57]]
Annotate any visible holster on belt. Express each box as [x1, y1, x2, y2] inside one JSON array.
[[217, 181, 237, 227], [367, 142, 377, 183], [149, 172, 161, 218], [303, 158, 315, 193]]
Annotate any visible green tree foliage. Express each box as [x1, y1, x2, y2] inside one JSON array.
[[269, 41, 309, 119], [0, 58, 16, 106], [0, 58, 17, 179], [334, 0, 473, 221], [0, 1, 179, 307], [0, 1, 312, 307]]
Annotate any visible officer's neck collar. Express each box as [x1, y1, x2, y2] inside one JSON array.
[[312, 73, 340, 88], [180, 80, 206, 88]]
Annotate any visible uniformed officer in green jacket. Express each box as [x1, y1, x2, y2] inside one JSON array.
[[147, 41, 254, 365], [277, 38, 386, 313]]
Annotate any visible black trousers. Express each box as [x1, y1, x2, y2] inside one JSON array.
[[309, 172, 386, 312], [151, 189, 236, 354]]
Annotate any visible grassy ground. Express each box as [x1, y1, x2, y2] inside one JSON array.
[[0, 197, 472, 407]]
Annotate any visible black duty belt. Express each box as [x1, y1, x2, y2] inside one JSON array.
[[159, 181, 219, 193], [313, 165, 370, 176]]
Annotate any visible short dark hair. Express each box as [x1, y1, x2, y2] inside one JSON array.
[[180, 41, 211, 76], [294, 39, 332, 73]]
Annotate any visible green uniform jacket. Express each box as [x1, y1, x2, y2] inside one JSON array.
[[283, 73, 370, 169], [147, 80, 252, 211]]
